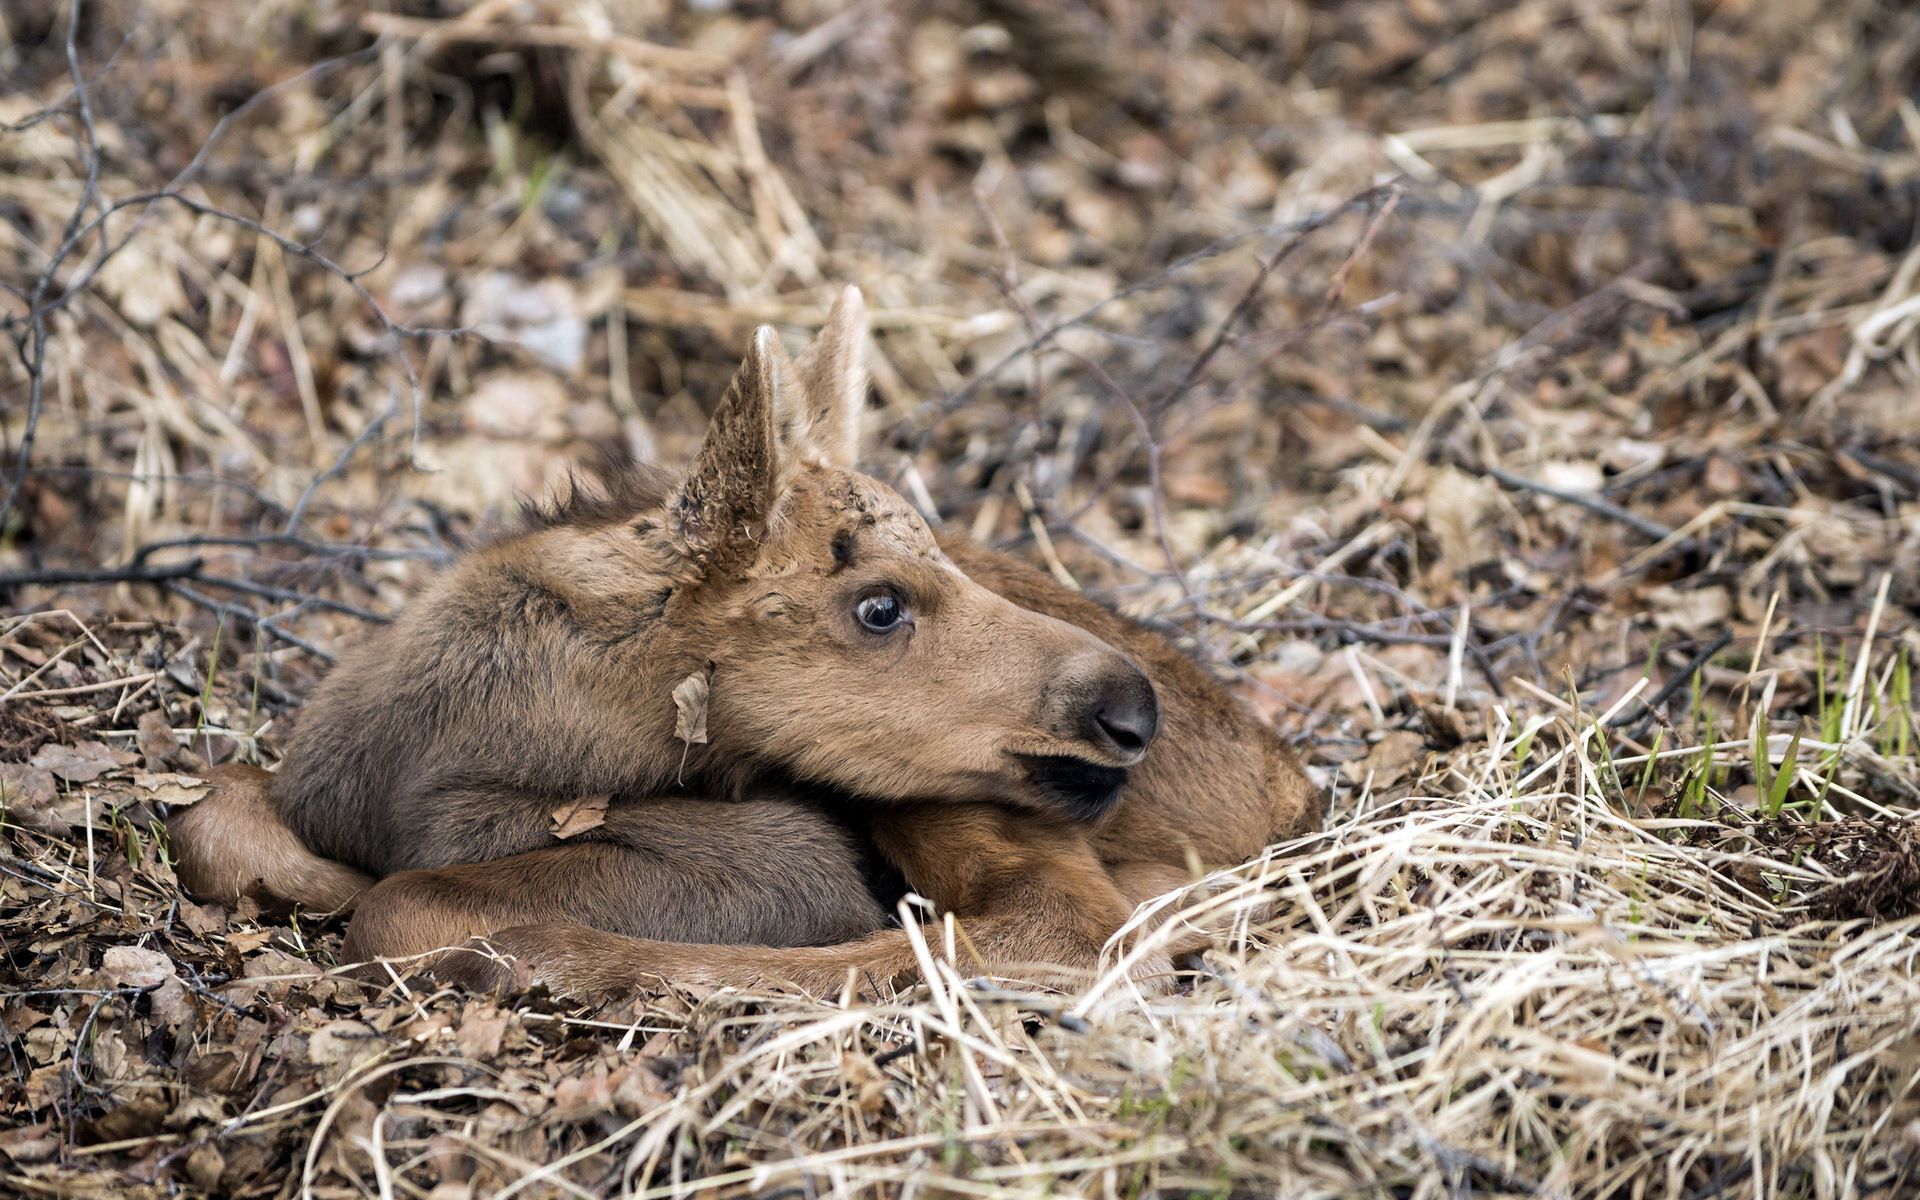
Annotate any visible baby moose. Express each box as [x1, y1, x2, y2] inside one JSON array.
[[169, 288, 1320, 996]]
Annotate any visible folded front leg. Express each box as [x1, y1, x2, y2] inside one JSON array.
[[445, 811, 1176, 998], [340, 795, 889, 974]]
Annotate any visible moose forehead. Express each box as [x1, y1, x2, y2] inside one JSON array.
[[770, 469, 946, 572]]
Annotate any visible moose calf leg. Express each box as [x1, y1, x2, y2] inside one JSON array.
[[458, 806, 1177, 998], [342, 796, 888, 976], [167, 764, 375, 914], [461, 871, 1171, 998]]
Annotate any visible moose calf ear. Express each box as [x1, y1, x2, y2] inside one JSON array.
[[788, 285, 869, 468], [670, 326, 785, 577]]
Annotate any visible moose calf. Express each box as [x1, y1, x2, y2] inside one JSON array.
[[168, 288, 1320, 996]]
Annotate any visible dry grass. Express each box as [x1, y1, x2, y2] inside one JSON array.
[[4, 0, 1920, 1196]]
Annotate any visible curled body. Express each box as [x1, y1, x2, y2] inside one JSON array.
[[168, 288, 1320, 995]]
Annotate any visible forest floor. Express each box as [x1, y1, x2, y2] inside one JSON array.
[[3, 1, 1919, 1197]]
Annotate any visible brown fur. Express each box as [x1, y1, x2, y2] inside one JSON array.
[[167, 287, 1320, 996], [167, 764, 373, 914]]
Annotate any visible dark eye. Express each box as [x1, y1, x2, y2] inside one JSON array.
[[855, 592, 909, 634]]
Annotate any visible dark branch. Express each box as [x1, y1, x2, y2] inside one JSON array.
[[0, 558, 203, 590]]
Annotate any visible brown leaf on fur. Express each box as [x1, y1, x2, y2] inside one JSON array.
[[549, 793, 610, 840], [673, 669, 711, 746]]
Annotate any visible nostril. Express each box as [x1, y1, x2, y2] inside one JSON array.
[[1059, 650, 1161, 759], [1096, 708, 1149, 754], [1090, 674, 1159, 757]]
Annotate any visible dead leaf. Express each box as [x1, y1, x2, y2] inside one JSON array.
[[553, 1070, 617, 1121], [180, 901, 227, 937], [1647, 585, 1731, 635], [839, 1051, 891, 1116], [99, 946, 194, 1028], [133, 770, 212, 807], [673, 669, 711, 746], [1421, 703, 1470, 750], [549, 793, 610, 840], [1345, 730, 1429, 789], [185, 1144, 226, 1192], [0, 763, 57, 810], [455, 1005, 510, 1059], [1423, 466, 1500, 572], [136, 709, 179, 769], [0, 1120, 57, 1163], [228, 929, 278, 955], [308, 1019, 385, 1076], [672, 667, 712, 784], [0, 761, 86, 834], [30, 740, 124, 782], [610, 1061, 673, 1116], [84, 1096, 168, 1143]]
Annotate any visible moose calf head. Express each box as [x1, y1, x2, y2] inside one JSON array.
[[649, 288, 1158, 821]]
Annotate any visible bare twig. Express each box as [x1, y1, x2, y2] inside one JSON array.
[[1482, 464, 1682, 543], [1152, 183, 1403, 420], [164, 582, 337, 663], [915, 187, 1406, 435], [1608, 630, 1736, 732], [0, 559, 204, 590]]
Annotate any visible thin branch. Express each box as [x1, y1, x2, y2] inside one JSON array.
[[284, 399, 399, 534], [164, 582, 337, 663], [1482, 464, 1681, 543], [1608, 630, 1736, 732], [131, 534, 442, 566], [0, 558, 204, 590], [1152, 182, 1403, 420], [912, 186, 1404, 436], [0, 40, 455, 533], [195, 574, 392, 624]]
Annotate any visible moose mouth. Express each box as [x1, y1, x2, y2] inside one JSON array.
[[1015, 754, 1130, 822]]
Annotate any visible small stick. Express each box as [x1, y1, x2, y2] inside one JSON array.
[[1013, 481, 1078, 592], [359, 12, 729, 73], [1444, 603, 1469, 710], [1481, 465, 1680, 543], [1609, 630, 1735, 732], [1242, 522, 1391, 622], [0, 558, 204, 591], [3, 672, 164, 703]]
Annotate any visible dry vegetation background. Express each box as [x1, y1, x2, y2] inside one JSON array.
[[4, 0, 1920, 1196]]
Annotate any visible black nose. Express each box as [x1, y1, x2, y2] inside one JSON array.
[[1087, 670, 1160, 760]]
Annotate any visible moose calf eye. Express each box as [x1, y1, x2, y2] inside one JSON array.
[[855, 593, 908, 633]]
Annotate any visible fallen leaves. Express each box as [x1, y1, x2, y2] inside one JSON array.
[[548, 793, 610, 840], [0, 1121, 58, 1164], [135, 709, 179, 769], [308, 1019, 387, 1078], [1345, 729, 1430, 792], [454, 1004, 511, 1060], [0, 762, 57, 810], [131, 771, 211, 806], [30, 740, 126, 782], [97, 946, 195, 1028], [2, 1, 1918, 1197]]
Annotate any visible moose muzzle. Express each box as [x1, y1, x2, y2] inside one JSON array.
[[1048, 649, 1161, 767]]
